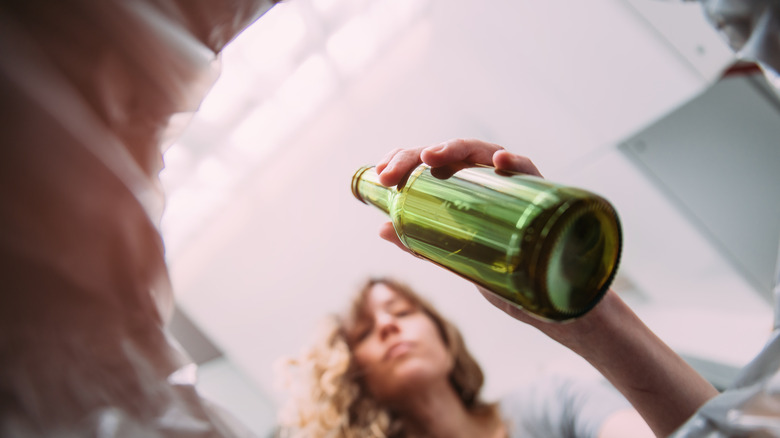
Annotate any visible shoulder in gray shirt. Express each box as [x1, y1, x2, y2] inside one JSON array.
[[499, 374, 631, 438]]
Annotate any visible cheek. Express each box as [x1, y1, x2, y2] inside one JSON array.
[[352, 343, 381, 372], [353, 348, 393, 399], [432, 335, 455, 372], [420, 321, 450, 357], [413, 321, 455, 373]]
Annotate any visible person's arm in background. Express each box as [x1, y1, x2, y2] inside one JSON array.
[[375, 138, 718, 438]]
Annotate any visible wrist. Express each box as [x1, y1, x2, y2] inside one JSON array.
[[532, 290, 632, 357]]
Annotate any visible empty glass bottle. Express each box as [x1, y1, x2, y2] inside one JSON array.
[[351, 164, 622, 321]]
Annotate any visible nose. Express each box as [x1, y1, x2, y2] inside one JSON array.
[[375, 312, 400, 340]]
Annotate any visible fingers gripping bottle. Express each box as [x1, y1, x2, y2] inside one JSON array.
[[351, 164, 622, 321]]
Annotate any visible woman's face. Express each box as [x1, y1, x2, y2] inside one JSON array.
[[351, 283, 454, 404]]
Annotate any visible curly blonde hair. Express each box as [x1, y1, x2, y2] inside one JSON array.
[[277, 278, 492, 438]]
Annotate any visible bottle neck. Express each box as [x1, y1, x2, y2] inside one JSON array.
[[351, 165, 392, 215]]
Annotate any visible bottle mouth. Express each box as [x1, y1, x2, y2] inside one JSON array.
[[351, 166, 373, 204], [537, 200, 622, 319]]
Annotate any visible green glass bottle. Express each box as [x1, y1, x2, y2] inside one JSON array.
[[351, 164, 622, 321]]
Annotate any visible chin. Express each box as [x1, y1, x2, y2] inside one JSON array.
[[379, 362, 450, 397]]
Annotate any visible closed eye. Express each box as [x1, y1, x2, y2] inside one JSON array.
[[391, 302, 419, 318]]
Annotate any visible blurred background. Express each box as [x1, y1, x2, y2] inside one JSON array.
[[158, 0, 780, 434]]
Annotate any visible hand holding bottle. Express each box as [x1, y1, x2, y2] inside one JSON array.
[[372, 139, 554, 324], [372, 140, 550, 327], [369, 139, 719, 437], [374, 139, 543, 253], [365, 137, 624, 322]]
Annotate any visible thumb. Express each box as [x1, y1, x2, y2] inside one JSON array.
[[378, 222, 411, 254]]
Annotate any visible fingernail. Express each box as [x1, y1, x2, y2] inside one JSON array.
[[426, 144, 445, 154]]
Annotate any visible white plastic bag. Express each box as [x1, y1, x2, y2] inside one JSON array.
[[0, 1, 274, 436]]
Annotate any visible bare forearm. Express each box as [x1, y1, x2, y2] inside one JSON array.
[[545, 291, 718, 437]]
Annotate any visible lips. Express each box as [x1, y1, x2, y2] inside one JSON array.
[[384, 341, 413, 361]]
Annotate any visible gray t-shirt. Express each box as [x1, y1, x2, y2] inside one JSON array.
[[499, 374, 631, 438]]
